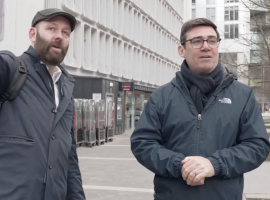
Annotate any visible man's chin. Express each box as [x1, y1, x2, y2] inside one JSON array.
[[198, 65, 216, 74], [46, 57, 63, 66]]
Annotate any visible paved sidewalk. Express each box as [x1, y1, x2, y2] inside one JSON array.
[[78, 129, 154, 200], [244, 162, 270, 199], [77, 129, 270, 200]]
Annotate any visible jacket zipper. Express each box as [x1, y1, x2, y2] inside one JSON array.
[[197, 114, 201, 129], [176, 73, 234, 156], [195, 114, 202, 155], [193, 74, 234, 155]]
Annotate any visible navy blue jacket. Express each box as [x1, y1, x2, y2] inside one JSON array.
[[131, 69, 270, 200], [0, 46, 85, 200]]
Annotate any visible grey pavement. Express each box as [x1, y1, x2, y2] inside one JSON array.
[[77, 129, 270, 200], [244, 162, 270, 198], [78, 129, 154, 200]]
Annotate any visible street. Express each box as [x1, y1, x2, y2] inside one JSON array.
[[78, 130, 270, 200]]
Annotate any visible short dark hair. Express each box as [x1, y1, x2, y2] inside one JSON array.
[[180, 18, 220, 47]]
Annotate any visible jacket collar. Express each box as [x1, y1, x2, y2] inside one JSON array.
[[24, 46, 40, 63], [24, 46, 75, 82], [58, 65, 75, 82]]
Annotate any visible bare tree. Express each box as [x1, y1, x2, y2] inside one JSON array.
[[220, 0, 270, 109]]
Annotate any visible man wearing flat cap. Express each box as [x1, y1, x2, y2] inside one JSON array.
[[0, 8, 85, 200]]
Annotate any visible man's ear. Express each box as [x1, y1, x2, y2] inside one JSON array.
[[178, 45, 185, 58], [29, 27, 37, 43]]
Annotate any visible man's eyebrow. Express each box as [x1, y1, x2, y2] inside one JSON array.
[[190, 35, 217, 40], [208, 35, 217, 38], [190, 36, 203, 39], [46, 22, 71, 32]]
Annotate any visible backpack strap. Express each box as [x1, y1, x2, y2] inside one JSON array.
[[0, 55, 27, 110]]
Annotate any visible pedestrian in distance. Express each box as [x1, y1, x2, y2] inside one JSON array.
[[0, 8, 85, 200], [131, 18, 270, 200]]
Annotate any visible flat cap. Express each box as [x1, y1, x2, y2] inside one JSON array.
[[32, 8, 76, 31]]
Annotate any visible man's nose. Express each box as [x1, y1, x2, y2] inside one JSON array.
[[54, 30, 63, 40], [201, 40, 210, 50]]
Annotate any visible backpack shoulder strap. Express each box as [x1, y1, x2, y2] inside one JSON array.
[[0, 55, 27, 110]]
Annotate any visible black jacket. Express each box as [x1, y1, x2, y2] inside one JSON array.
[[0, 46, 85, 200], [131, 69, 270, 200]]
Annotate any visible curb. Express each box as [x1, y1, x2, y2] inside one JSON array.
[[244, 193, 270, 200]]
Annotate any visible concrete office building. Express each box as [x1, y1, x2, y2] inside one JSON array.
[[0, 0, 191, 134]]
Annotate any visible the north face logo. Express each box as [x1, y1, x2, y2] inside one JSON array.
[[219, 98, 232, 104]]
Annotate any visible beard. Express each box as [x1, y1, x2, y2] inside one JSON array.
[[34, 31, 69, 66]]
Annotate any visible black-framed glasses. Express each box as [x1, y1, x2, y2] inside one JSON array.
[[182, 37, 221, 49]]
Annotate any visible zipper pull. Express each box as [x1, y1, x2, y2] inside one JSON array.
[[197, 114, 201, 129]]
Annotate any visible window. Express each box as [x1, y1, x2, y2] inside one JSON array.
[[225, 6, 238, 21], [225, 0, 239, 3], [207, 0, 215, 4], [0, 0, 4, 42], [192, 0, 196, 5], [224, 24, 239, 39], [206, 8, 215, 21], [192, 9, 196, 19]]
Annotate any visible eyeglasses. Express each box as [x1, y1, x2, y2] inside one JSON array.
[[182, 37, 221, 49]]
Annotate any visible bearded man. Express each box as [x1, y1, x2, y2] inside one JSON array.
[[0, 8, 85, 200]]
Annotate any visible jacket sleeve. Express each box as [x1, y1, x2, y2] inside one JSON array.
[[131, 94, 186, 178], [66, 125, 86, 200], [208, 90, 270, 179]]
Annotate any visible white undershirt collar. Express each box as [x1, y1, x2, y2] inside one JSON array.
[[41, 62, 62, 107]]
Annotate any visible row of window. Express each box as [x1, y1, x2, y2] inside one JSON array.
[[63, 22, 181, 85], [42, 0, 183, 86], [46, 0, 182, 66], [225, 6, 239, 21], [131, 0, 183, 39], [192, 6, 238, 21], [224, 24, 239, 39], [192, 0, 239, 5], [58, 0, 182, 40]]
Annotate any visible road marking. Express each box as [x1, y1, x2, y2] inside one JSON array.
[[79, 157, 136, 161], [83, 185, 154, 193]]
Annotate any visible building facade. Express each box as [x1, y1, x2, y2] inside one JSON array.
[[0, 0, 192, 133]]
